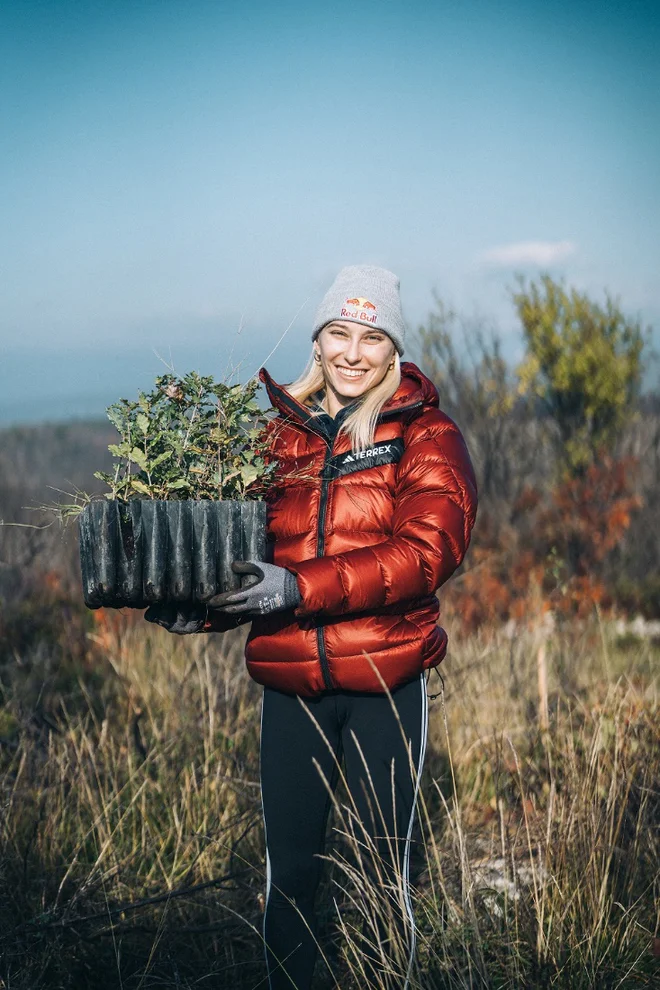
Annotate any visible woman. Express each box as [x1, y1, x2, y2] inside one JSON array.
[[147, 265, 478, 989]]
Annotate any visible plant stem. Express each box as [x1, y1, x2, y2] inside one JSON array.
[[217, 397, 223, 500]]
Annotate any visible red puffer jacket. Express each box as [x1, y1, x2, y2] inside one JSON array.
[[209, 361, 478, 697]]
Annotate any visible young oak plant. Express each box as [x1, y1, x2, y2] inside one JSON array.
[[93, 372, 278, 504]]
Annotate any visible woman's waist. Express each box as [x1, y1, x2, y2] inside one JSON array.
[[317, 594, 438, 621]]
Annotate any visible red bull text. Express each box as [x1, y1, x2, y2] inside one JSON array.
[[342, 297, 378, 324]]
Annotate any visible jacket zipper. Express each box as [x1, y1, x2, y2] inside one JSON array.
[[281, 394, 421, 692], [313, 399, 425, 691], [316, 437, 335, 691], [262, 379, 331, 442], [313, 401, 423, 692]]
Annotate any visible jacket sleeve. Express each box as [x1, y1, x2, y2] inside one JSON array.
[[287, 420, 478, 618]]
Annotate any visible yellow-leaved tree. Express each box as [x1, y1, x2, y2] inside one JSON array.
[[513, 274, 645, 476]]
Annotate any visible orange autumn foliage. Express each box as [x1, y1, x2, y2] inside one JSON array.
[[537, 455, 642, 570], [444, 456, 642, 631]]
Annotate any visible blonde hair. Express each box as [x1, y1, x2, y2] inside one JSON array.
[[285, 335, 402, 454]]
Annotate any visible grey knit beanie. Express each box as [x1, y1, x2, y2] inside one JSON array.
[[311, 265, 406, 356]]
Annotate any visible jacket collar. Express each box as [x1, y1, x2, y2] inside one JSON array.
[[258, 362, 439, 433]]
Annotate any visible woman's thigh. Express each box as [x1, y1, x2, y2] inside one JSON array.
[[260, 687, 343, 888], [340, 673, 428, 857]]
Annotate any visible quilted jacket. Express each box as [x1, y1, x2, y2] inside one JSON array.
[[206, 361, 478, 697]]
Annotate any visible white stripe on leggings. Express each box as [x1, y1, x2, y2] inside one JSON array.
[[260, 693, 273, 990], [402, 672, 429, 990]]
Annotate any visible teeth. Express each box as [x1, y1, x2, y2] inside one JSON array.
[[337, 367, 367, 378]]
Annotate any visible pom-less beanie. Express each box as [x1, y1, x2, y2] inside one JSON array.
[[311, 265, 407, 356]]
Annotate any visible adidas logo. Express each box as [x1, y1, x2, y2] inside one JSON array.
[[342, 444, 392, 465]]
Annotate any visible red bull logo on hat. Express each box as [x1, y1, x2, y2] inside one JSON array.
[[341, 297, 378, 324]]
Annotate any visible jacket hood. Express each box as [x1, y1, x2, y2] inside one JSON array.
[[258, 361, 439, 428]]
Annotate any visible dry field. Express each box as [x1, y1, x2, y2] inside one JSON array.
[[0, 599, 657, 989], [0, 421, 658, 988]]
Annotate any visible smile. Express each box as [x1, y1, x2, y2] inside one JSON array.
[[336, 367, 368, 379]]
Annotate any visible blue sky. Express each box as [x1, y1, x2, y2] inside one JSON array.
[[1, 0, 658, 424]]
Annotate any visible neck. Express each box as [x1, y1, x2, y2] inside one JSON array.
[[318, 387, 356, 419]]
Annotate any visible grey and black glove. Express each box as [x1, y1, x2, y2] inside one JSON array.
[[208, 560, 302, 616], [144, 602, 207, 635]]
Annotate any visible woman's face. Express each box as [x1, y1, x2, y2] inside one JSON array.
[[314, 321, 396, 413]]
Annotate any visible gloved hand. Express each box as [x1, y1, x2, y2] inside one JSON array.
[[207, 560, 302, 616], [144, 602, 207, 634]]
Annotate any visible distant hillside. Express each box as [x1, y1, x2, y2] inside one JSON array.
[[0, 420, 117, 524]]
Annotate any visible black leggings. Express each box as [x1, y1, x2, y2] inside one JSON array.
[[259, 673, 429, 990]]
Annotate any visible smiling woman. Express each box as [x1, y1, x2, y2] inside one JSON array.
[[313, 320, 395, 413], [150, 264, 478, 990], [223, 266, 476, 989], [283, 265, 406, 453]]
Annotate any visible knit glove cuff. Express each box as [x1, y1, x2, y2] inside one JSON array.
[[283, 568, 302, 610]]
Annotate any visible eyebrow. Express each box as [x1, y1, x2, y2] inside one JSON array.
[[332, 322, 385, 335]]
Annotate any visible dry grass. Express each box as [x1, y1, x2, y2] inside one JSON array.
[[0, 599, 658, 989]]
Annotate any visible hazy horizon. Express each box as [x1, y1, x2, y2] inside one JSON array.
[[2, 0, 658, 425]]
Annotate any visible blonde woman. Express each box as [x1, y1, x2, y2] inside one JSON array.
[[147, 266, 478, 988]]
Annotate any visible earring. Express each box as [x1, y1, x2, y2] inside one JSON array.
[[314, 352, 321, 363]]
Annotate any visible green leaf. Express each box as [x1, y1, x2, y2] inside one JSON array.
[[106, 407, 126, 432], [149, 450, 173, 468], [129, 447, 148, 471], [136, 412, 149, 435], [240, 464, 260, 487], [130, 479, 152, 496]]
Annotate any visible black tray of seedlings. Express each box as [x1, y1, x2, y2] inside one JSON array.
[[79, 500, 266, 609]]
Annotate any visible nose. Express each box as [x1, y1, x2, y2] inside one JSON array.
[[344, 335, 363, 364]]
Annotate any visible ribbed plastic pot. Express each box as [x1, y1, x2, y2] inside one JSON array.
[[78, 499, 267, 609]]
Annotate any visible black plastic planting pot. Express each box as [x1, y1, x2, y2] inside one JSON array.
[[78, 499, 267, 609]]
